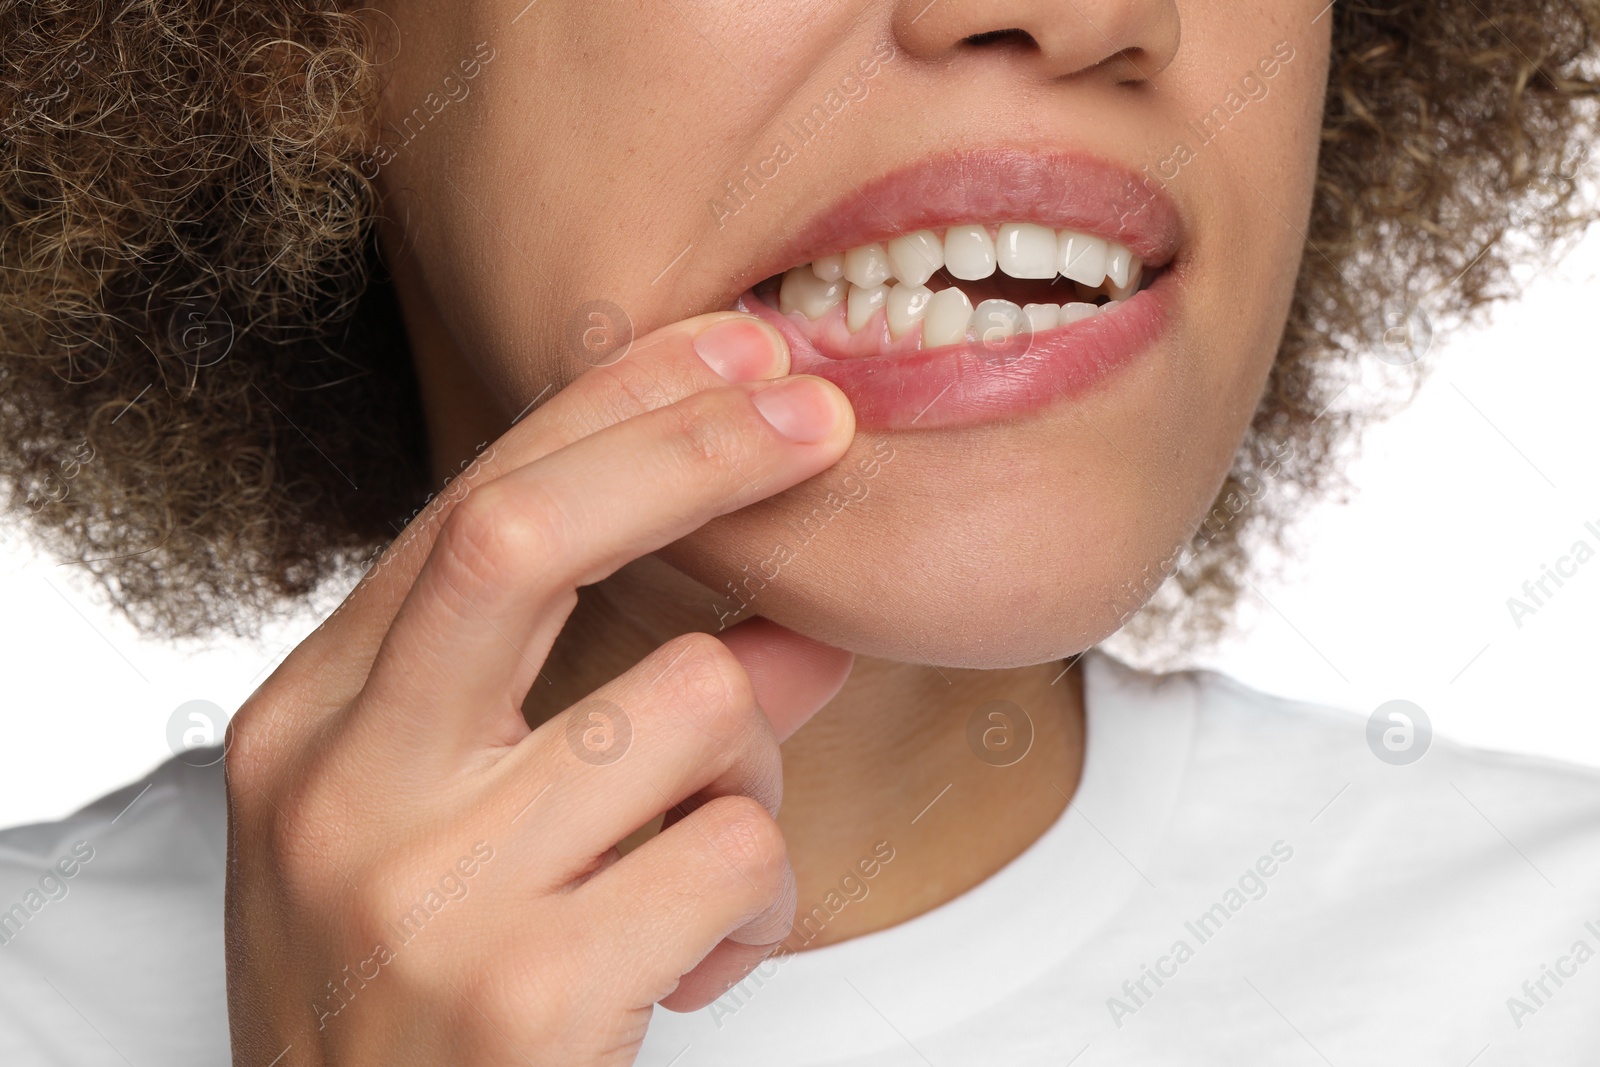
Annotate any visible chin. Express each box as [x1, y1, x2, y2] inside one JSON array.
[[657, 437, 1195, 670], [668, 535, 1148, 669]]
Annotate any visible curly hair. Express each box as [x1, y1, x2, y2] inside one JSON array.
[[1, 1, 1597, 641]]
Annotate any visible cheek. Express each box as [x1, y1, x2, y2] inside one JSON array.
[[1159, 26, 1330, 457], [1176, 16, 1328, 270]]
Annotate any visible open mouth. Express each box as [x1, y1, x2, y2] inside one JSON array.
[[750, 223, 1160, 360], [724, 148, 1183, 430]]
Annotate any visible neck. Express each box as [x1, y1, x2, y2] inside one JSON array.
[[524, 556, 1086, 951]]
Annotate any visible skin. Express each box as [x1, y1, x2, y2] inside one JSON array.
[[226, 1, 1330, 1062]]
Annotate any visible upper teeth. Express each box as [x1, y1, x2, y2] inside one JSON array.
[[777, 223, 1144, 346]]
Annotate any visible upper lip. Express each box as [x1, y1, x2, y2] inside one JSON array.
[[727, 146, 1184, 300]]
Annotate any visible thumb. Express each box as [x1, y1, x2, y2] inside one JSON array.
[[715, 617, 853, 742]]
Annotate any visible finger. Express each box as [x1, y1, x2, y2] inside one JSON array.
[[652, 618, 853, 843], [488, 633, 785, 880], [355, 374, 854, 756], [480, 622, 851, 880], [274, 312, 793, 706], [579, 794, 795, 1009], [658, 939, 778, 1013], [648, 623, 855, 1002], [715, 616, 854, 743]]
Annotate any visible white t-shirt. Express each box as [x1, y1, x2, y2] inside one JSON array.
[[3, 651, 1598, 1065]]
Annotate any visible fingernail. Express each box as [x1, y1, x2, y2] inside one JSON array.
[[693, 318, 787, 383], [750, 377, 844, 443]]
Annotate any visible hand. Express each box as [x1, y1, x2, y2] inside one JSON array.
[[222, 312, 857, 1065]]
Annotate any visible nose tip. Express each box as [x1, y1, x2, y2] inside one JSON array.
[[894, 0, 1182, 84]]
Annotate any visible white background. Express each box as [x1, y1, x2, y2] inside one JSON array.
[[2, 233, 1596, 829]]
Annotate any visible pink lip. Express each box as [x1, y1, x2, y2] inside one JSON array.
[[742, 280, 1169, 429], [760, 148, 1182, 278], [732, 148, 1183, 430]]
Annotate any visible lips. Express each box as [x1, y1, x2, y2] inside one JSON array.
[[729, 148, 1183, 430]]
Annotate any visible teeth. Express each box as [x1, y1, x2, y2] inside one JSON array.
[[1059, 301, 1099, 325], [973, 299, 1025, 345], [886, 230, 944, 287], [811, 254, 845, 282], [846, 282, 890, 332], [886, 283, 933, 339], [1058, 230, 1109, 287], [996, 223, 1058, 280], [1107, 258, 1143, 301], [843, 243, 892, 288], [943, 225, 997, 281], [779, 266, 846, 320], [1105, 245, 1136, 289], [923, 287, 973, 348], [1022, 303, 1060, 332], [778, 223, 1149, 340]]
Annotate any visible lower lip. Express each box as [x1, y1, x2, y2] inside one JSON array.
[[737, 273, 1171, 430]]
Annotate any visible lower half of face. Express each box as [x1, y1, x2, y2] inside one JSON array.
[[370, 0, 1330, 668]]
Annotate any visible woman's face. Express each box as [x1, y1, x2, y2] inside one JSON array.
[[365, 0, 1331, 668]]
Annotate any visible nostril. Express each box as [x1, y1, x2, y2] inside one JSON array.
[[963, 28, 1037, 50]]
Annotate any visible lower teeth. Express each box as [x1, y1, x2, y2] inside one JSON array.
[[773, 267, 1144, 349], [774, 268, 1139, 348]]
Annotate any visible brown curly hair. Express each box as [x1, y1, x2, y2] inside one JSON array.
[[2, 1, 1598, 641]]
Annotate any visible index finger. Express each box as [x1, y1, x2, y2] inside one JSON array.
[[278, 310, 792, 700]]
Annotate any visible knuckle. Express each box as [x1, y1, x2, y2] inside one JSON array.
[[671, 389, 763, 482], [434, 482, 567, 600], [593, 357, 674, 422], [655, 632, 757, 736], [222, 703, 274, 793], [350, 863, 440, 958], [223, 687, 319, 805], [698, 795, 787, 884], [262, 771, 358, 887]]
